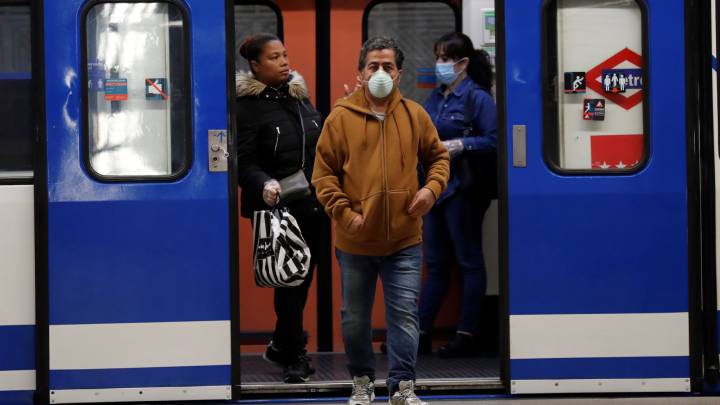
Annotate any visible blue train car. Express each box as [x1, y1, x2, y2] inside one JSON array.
[[0, 0, 719, 403]]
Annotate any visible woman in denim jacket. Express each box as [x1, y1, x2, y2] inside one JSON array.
[[418, 32, 497, 358]]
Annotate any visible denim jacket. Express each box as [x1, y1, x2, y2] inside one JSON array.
[[423, 76, 497, 203]]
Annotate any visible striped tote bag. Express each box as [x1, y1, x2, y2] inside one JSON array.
[[252, 208, 311, 287]]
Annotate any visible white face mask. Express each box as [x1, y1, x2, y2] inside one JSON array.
[[367, 68, 394, 99]]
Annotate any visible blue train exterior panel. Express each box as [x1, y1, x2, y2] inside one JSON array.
[[43, 0, 232, 402], [505, 0, 690, 393]]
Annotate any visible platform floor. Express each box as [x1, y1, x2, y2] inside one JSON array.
[[239, 352, 502, 393], [236, 353, 720, 403]]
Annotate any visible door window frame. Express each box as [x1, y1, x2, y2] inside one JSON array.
[[361, 0, 461, 42], [234, 0, 284, 41], [541, 0, 650, 175], [80, 0, 193, 182]]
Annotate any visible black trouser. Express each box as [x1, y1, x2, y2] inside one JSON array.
[[271, 209, 331, 359]]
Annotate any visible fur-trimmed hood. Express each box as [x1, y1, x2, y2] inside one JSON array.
[[235, 70, 309, 100]]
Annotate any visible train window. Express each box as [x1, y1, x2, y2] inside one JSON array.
[[0, 5, 32, 180], [234, 2, 282, 73], [84, 3, 190, 179], [364, 1, 459, 103], [544, 0, 647, 172]]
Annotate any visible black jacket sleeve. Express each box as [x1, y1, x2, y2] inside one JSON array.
[[236, 99, 272, 198]]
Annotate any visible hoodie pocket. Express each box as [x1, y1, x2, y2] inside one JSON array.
[[352, 192, 384, 242], [388, 189, 419, 241]]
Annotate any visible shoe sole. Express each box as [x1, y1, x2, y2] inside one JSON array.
[[347, 393, 375, 405], [264, 352, 317, 376], [283, 375, 310, 383]]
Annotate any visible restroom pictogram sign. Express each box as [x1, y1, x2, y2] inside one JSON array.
[[586, 48, 643, 110]]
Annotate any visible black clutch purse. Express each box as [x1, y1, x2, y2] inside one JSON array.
[[278, 169, 311, 205]]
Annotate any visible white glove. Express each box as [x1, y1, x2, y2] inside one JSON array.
[[262, 179, 282, 206], [442, 138, 465, 159]]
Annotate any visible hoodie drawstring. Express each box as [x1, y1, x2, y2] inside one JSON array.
[[362, 115, 368, 150], [391, 114, 406, 169]]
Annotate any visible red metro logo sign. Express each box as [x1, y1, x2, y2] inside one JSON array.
[[586, 47, 643, 110]]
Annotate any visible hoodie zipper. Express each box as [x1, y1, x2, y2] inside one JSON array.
[[379, 118, 390, 241], [274, 126, 281, 158]]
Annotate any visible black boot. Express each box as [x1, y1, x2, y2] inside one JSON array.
[[263, 340, 292, 368], [437, 333, 479, 358], [283, 355, 313, 383]]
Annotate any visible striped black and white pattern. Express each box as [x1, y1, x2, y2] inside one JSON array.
[[252, 208, 311, 288]]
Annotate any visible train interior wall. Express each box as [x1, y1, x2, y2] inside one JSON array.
[[236, 0, 501, 356]]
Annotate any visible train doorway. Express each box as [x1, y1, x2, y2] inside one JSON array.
[[233, 0, 504, 396]]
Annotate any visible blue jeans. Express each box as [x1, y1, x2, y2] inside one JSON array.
[[418, 191, 490, 336], [336, 244, 422, 394]]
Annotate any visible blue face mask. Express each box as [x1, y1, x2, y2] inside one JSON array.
[[435, 59, 465, 86]]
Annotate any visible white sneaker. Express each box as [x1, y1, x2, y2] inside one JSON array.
[[388, 380, 427, 405], [348, 375, 375, 405]]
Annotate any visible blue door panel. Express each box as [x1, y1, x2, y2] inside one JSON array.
[[44, 1, 231, 324], [48, 200, 229, 324], [507, 0, 688, 317], [506, 0, 689, 390], [510, 193, 687, 314], [43, 0, 231, 400]]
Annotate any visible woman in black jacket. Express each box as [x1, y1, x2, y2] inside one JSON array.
[[236, 33, 329, 384]]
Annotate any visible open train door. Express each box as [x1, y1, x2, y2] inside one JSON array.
[[501, 0, 693, 394], [37, 0, 237, 403]]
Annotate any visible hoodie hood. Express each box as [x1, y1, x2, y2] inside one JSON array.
[[335, 86, 404, 117], [235, 70, 309, 100], [334, 86, 410, 166]]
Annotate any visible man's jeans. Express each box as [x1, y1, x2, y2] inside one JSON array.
[[336, 244, 422, 394]]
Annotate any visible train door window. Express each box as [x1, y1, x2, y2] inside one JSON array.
[[234, 2, 282, 73], [0, 5, 32, 180], [364, 1, 459, 103], [84, 3, 190, 179], [545, 0, 647, 172]]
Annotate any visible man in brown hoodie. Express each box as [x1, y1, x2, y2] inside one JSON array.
[[312, 37, 449, 405]]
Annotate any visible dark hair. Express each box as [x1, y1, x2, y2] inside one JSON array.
[[434, 32, 493, 91], [358, 36, 405, 70], [239, 33, 281, 73]]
